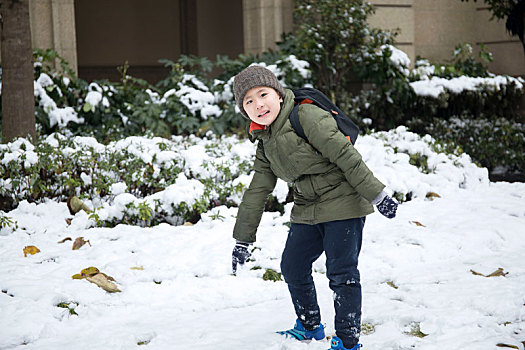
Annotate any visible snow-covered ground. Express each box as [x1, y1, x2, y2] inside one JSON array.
[[1, 128, 524, 350]]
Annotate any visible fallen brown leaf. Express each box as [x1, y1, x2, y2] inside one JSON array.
[[72, 237, 91, 250], [496, 343, 519, 349], [57, 237, 72, 244], [72, 267, 121, 293], [130, 266, 144, 270], [425, 192, 441, 200], [470, 268, 508, 278], [23, 246, 40, 257], [85, 273, 121, 293], [410, 221, 426, 227], [486, 268, 508, 277]]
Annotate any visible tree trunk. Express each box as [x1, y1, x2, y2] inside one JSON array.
[[0, 0, 36, 143]]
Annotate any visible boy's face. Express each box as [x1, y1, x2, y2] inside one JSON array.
[[242, 86, 283, 126]]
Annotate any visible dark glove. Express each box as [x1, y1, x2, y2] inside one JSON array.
[[376, 195, 398, 219], [232, 241, 251, 273]]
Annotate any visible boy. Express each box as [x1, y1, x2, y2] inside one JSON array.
[[231, 65, 398, 350]]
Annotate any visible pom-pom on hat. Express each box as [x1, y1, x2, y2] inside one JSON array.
[[233, 65, 285, 119]]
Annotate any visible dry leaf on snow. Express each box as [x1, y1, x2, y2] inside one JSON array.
[[470, 267, 508, 277], [71, 266, 121, 292], [410, 221, 426, 227], [85, 273, 121, 293], [425, 192, 441, 200], [23, 246, 40, 257], [72, 237, 91, 250]]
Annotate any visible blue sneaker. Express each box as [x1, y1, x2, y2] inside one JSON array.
[[277, 319, 325, 341], [329, 336, 362, 350]]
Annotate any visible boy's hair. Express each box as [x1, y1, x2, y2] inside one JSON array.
[[233, 65, 285, 119]]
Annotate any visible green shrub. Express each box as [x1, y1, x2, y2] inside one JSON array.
[[7, 49, 313, 143], [285, 0, 396, 108], [0, 132, 256, 226], [427, 116, 525, 174]]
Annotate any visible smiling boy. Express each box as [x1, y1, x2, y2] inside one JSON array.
[[231, 65, 398, 350]]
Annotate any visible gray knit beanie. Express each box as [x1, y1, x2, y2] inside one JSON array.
[[233, 65, 285, 119]]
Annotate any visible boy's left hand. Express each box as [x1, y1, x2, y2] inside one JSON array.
[[232, 241, 251, 273], [376, 195, 398, 219]]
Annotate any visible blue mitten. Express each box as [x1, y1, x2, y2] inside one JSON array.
[[232, 241, 251, 273], [376, 195, 398, 219]]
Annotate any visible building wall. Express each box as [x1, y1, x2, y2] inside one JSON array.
[[368, 0, 415, 65], [475, 6, 525, 76], [369, 0, 524, 75], [18, 0, 525, 80]]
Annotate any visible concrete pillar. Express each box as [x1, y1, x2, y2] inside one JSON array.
[[242, 0, 293, 55], [29, 0, 78, 75]]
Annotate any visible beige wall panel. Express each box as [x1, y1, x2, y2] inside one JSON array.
[[485, 43, 525, 76], [475, 7, 525, 75], [414, 3, 477, 62], [415, 0, 476, 11], [370, 0, 413, 5], [368, 7, 414, 44], [475, 8, 514, 43], [396, 43, 415, 63], [368, 5, 414, 65]]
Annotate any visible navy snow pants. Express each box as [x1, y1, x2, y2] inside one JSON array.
[[280, 217, 364, 348]]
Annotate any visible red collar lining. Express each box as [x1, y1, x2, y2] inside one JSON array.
[[249, 121, 266, 134]]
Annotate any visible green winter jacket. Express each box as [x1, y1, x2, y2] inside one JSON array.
[[233, 89, 385, 243]]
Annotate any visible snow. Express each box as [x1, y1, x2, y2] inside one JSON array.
[[33, 80, 84, 128], [410, 76, 524, 98], [174, 75, 222, 119], [382, 45, 411, 76], [1, 128, 524, 350]]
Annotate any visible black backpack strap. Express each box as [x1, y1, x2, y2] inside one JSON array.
[[289, 104, 308, 141]]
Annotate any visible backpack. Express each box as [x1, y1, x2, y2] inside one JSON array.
[[290, 87, 359, 145]]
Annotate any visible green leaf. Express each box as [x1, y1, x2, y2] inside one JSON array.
[[83, 102, 94, 113]]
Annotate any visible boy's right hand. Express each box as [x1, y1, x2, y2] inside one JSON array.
[[232, 241, 251, 273], [376, 195, 398, 219]]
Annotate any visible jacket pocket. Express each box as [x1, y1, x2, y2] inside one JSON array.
[[294, 175, 318, 203]]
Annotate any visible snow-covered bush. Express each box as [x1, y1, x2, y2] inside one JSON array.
[[14, 49, 313, 141], [0, 128, 488, 227], [427, 116, 525, 177], [0, 132, 254, 225]]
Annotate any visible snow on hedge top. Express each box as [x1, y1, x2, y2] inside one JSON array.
[[355, 126, 488, 199], [410, 75, 524, 98], [174, 75, 221, 119], [1, 126, 489, 230], [382, 45, 411, 76], [34, 74, 84, 128]]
